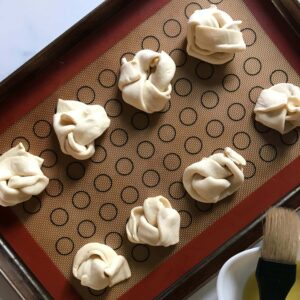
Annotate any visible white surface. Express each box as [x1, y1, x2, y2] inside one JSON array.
[[0, 0, 104, 81], [217, 247, 260, 300]]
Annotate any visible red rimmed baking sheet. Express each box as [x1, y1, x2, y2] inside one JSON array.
[[0, 0, 299, 299]]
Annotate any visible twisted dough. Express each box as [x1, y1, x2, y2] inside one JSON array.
[[183, 147, 246, 203], [187, 5, 246, 64], [118, 50, 176, 113], [53, 99, 110, 160], [254, 83, 300, 134], [126, 196, 180, 247], [0, 143, 49, 207], [73, 243, 131, 290]]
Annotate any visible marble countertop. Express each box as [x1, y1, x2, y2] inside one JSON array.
[[0, 0, 103, 81]]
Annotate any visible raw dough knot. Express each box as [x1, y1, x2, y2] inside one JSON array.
[[183, 147, 246, 203], [118, 50, 176, 113], [187, 5, 246, 64], [126, 195, 180, 247], [0, 143, 49, 206], [73, 243, 131, 290], [254, 83, 300, 134], [53, 99, 110, 160]]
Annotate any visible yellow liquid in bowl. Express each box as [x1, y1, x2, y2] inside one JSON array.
[[243, 263, 300, 300]]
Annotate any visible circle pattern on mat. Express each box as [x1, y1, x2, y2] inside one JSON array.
[[72, 191, 91, 210], [195, 62, 214, 80], [244, 160, 256, 179], [99, 203, 118, 221], [241, 28, 257, 46], [66, 162, 85, 180], [163, 153, 181, 171], [131, 245, 150, 262], [110, 128, 128, 147], [94, 174, 112, 192], [142, 169, 160, 187], [243, 57, 262, 76], [259, 144, 277, 162], [195, 202, 214, 212], [45, 179, 63, 197], [222, 74, 240, 92], [40, 149, 58, 168], [158, 124, 176, 142], [163, 19, 182, 38], [119, 52, 135, 65], [77, 220, 96, 238], [23, 196, 41, 214], [174, 78, 192, 97], [270, 69, 288, 85], [11, 136, 30, 151], [206, 120, 224, 138], [141, 35, 160, 51], [178, 210, 192, 228], [50, 208, 69, 226], [253, 120, 270, 133], [184, 2, 202, 18], [137, 141, 155, 159], [33, 120, 52, 138], [227, 103, 246, 121], [208, 0, 223, 4], [55, 237, 74, 256], [169, 48, 187, 67], [89, 288, 107, 297], [91, 145, 107, 163], [131, 112, 150, 130], [201, 90, 219, 109], [179, 107, 198, 126], [104, 99, 122, 118], [280, 130, 299, 146], [121, 186, 139, 204], [233, 132, 251, 150], [105, 232, 123, 250], [77, 86, 95, 104], [248, 86, 263, 104], [98, 69, 117, 88], [169, 181, 186, 200], [115, 157, 134, 175], [184, 136, 202, 154]]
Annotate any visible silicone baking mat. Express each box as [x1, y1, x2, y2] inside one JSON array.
[[0, 0, 299, 299]]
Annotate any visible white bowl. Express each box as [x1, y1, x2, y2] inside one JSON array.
[[217, 247, 260, 300]]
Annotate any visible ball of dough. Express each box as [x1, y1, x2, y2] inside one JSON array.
[[126, 195, 180, 247], [186, 5, 246, 64], [53, 99, 110, 160], [183, 147, 246, 203], [118, 49, 176, 113], [0, 143, 49, 207], [254, 83, 300, 134], [73, 243, 131, 290]]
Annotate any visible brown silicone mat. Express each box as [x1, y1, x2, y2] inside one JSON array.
[[1, 0, 299, 299]]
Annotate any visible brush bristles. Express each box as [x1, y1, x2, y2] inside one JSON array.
[[261, 207, 299, 264]]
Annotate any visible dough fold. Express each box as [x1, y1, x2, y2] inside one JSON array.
[[183, 147, 246, 203], [53, 99, 110, 160], [118, 50, 176, 113], [126, 195, 180, 247], [186, 5, 246, 64], [254, 83, 300, 134], [73, 243, 131, 290], [0, 143, 49, 206]]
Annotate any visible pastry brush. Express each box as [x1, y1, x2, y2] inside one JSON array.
[[256, 207, 299, 300]]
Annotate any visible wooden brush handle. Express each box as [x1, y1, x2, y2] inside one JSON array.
[[255, 258, 296, 300]]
